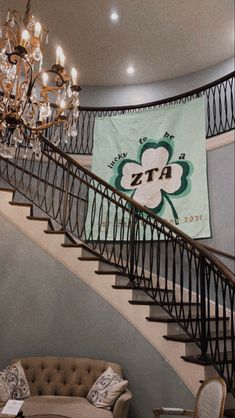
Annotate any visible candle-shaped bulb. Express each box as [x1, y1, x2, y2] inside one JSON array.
[[56, 46, 64, 66], [60, 99, 66, 108], [71, 67, 78, 85], [42, 72, 48, 86], [34, 22, 42, 38], [60, 52, 65, 67], [21, 29, 29, 47]]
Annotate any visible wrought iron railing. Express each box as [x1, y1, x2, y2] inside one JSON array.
[[46, 71, 235, 154], [0, 136, 234, 394]]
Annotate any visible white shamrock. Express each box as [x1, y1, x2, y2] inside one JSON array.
[[121, 147, 183, 209]]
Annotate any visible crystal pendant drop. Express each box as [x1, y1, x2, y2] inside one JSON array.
[[33, 47, 42, 61], [9, 17, 15, 28], [73, 108, 79, 118], [53, 127, 61, 146], [70, 122, 77, 137], [33, 138, 42, 160]]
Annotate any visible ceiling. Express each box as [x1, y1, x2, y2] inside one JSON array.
[[0, 0, 234, 86]]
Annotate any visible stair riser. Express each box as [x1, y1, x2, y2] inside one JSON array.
[[150, 304, 200, 317], [132, 289, 155, 302], [183, 342, 201, 356], [98, 261, 117, 272], [132, 288, 175, 301], [166, 321, 230, 339], [80, 246, 97, 258], [115, 275, 132, 286]]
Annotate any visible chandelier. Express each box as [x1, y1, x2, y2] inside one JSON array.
[[0, 0, 81, 159]]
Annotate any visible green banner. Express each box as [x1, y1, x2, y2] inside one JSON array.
[[90, 98, 211, 240]]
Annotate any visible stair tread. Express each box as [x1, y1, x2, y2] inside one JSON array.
[[129, 300, 160, 306], [44, 230, 66, 234], [224, 409, 235, 418], [163, 334, 193, 342], [112, 284, 153, 290], [112, 285, 169, 292], [78, 256, 101, 261], [129, 300, 198, 306], [146, 316, 229, 323], [95, 270, 127, 276], [164, 331, 233, 343], [27, 216, 50, 222], [78, 256, 115, 264], [95, 271, 152, 281], [61, 243, 81, 248], [0, 187, 14, 193], [182, 352, 234, 365], [9, 201, 32, 207]]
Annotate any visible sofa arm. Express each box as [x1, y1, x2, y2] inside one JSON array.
[[113, 388, 132, 418]]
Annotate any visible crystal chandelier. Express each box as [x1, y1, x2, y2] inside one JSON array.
[[0, 0, 81, 159]]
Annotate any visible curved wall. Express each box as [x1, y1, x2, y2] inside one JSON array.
[[201, 140, 235, 272], [80, 58, 234, 107], [0, 214, 194, 418]]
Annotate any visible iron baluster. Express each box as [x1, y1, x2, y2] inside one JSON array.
[[200, 254, 208, 357], [129, 205, 136, 284], [62, 162, 71, 230]]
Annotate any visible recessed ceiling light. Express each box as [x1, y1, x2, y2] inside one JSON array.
[[110, 11, 119, 22], [127, 66, 135, 75]]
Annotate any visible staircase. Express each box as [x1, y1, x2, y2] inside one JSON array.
[[0, 134, 234, 410], [0, 186, 230, 397]]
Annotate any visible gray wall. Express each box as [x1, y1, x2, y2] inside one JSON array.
[[80, 58, 234, 107], [201, 142, 235, 272], [0, 214, 194, 418]]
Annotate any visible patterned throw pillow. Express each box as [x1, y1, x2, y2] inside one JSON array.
[[87, 366, 128, 409], [0, 361, 30, 402]]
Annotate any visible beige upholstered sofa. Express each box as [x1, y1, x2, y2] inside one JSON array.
[[0, 357, 132, 418]]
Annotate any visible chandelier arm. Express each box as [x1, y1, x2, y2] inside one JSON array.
[[23, 0, 31, 26], [11, 10, 21, 44], [26, 68, 66, 100], [3, 25, 18, 47]]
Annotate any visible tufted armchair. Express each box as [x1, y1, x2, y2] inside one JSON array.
[[4, 356, 132, 418], [152, 377, 226, 418]]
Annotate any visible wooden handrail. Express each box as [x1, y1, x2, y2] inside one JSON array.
[[201, 244, 235, 261], [78, 71, 235, 112]]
